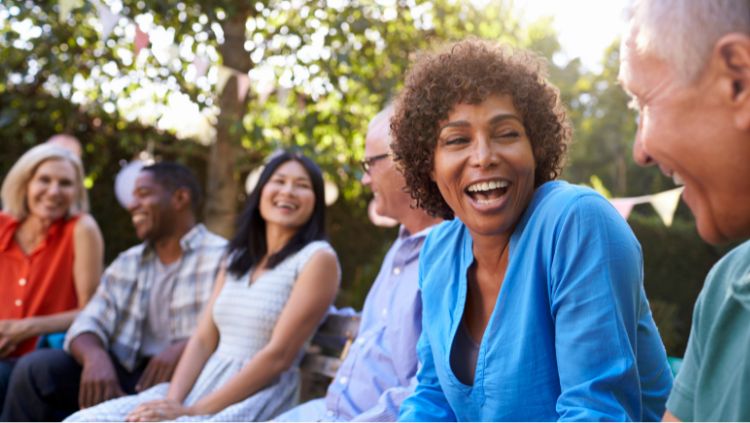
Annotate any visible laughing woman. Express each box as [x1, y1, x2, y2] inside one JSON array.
[[66, 151, 340, 422], [392, 39, 673, 421]]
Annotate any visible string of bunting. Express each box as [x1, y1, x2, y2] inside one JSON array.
[[609, 187, 684, 226], [58, 0, 251, 101]]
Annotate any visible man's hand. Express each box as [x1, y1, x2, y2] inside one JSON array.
[[125, 398, 192, 422], [79, 350, 125, 408], [135, 340, 187, 392]]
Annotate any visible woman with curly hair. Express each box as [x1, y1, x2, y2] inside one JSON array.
[[391, 39, 672, 421]]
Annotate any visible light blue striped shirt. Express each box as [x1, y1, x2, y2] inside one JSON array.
[[324, 225, 432, 422]]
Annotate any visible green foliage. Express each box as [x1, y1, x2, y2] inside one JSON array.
[[629, 209, 737, 356], [0, 0, 726, 348]]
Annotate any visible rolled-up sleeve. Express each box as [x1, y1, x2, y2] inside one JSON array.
[[64, 263, 122, 352]]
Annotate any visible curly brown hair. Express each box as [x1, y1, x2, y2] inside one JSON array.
[[391, 39, 571, 220]]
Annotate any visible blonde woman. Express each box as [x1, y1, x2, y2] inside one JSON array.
[[0, 144, 103, 408]]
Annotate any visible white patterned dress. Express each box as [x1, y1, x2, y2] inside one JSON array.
[[67, 241, 337, 422]]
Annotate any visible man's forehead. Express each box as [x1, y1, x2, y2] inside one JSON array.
[[365, 115, 392, 150]]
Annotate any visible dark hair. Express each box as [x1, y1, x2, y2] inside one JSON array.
[[227, 151, 327, 277], [141, 162, 203, 215], [391, 39, 571, 219]]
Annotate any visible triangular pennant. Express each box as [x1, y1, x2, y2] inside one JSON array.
[[59, 0, 83, 23], [193, 55, 209, 78], [97, 2, 120, 41], [650, 187, 684, 227], [236, 73, 251, 103], [609, 198, 638, 220], [134, 26, 150, 56], [216, 66, 233, 94]]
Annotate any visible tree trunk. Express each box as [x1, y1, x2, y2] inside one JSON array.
[[204, 12, 252, 238]]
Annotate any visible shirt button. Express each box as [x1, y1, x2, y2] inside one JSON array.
[[14, 299, 22, 307], [326, 410, 334, 417], [358, 337, 365, 345], [339, 376, 348, 385], [381, 308, 388, 316], [393, 267, 401, 275], [19, 278, 27, 286]]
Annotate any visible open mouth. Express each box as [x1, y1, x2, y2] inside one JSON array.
[[274, 200, 299, 211], [132, 213, 147, 225], [465, 179, 510, 205]]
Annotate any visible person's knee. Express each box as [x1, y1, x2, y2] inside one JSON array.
[[10, 349, 78, 395]]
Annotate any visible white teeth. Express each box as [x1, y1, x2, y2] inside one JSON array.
[[672, 172, 684, 186], [274, 201, 298, 210], [467, 180, 509, 193]]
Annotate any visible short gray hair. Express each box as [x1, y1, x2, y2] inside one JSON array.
[[1, 144, 89, 220], [624, 0, 750, 83]]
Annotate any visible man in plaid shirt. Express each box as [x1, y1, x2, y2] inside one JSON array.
[[2, 162, 226, 421]]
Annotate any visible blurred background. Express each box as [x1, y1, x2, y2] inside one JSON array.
[[0, 0, 736, 357]]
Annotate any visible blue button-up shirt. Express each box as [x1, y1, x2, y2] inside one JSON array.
[[325, 225, 432, 422]]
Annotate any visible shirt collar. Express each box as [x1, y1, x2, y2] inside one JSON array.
[[398, 223, 436, 242], [140, 223, 207, 260]]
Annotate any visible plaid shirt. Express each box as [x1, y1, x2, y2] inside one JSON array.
[[64, 224, 227, 371]]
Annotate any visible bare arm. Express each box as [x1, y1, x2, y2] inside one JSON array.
[[69, 332, 125, 408], [0, 215, 104, 356], [187, 249, 339, 416]]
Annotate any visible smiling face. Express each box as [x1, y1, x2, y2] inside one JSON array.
[[26, 158, 78, 222], [129, 171, 176, 242], [259, 160, 316, 233], [432, 94, 536, 239], [620, 33, 750, 244]]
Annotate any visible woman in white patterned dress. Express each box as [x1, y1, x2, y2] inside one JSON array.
[[66, 152, 340, 422]]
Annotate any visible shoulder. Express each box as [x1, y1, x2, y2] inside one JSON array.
[[73, 214, 102, 238], [530, 181, 612, 217], [423, 219, 465, 255], [112, 242, 147, 263], [420, 219, 466, 288], [0, 212, 16, 237], [0, 212, 14, 227], [702, 240, 750, 302], [524, 181, 631, 240], [299, 240, 338, 262], [195, 225, 229, 249]]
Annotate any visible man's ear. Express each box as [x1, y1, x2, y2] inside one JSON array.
[[716, 33, 750, 130], [172, 187, 191, 211]]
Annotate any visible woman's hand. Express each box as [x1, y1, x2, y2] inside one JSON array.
[[0, 319, 31, 358], [125, 399, 193, 422]]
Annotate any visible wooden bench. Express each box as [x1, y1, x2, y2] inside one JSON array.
[[299, 312, 361, 402]]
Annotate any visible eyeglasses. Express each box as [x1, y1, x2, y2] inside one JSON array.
[[360, 153, 390, 174]]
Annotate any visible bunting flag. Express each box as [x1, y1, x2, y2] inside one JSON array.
[[216, 66, 233, 94], [92, 0, 119, 40], [193, 55, 209, 78], [59, 0, 83, 22], [134, 26, 150, 56], [236, 73, 251, 102], [607, 186, 684, 227], [610, 198, 638, 220], [650, 187, 684, 227]]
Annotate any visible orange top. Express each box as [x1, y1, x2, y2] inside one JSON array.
[[0, 212, 80, 357]]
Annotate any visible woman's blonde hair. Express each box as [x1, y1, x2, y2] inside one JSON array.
[[1, 144, 89, 220]]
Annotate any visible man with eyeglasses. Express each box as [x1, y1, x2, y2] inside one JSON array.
[[274, 105, 441, 422]]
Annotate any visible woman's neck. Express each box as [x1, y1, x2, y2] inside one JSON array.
[[470, 230, 513, 272], [15, 214, 56, 254], [264, 224, 297, 258]]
